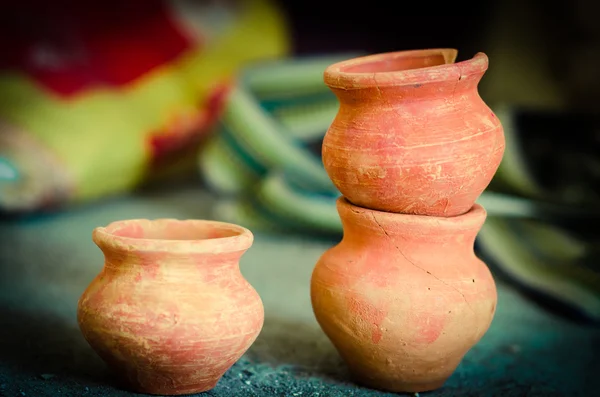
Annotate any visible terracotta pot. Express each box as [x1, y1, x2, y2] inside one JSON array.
[[310, 197, 497, 393], [77, 219, 263, 395], [322, 49, 505, 216]]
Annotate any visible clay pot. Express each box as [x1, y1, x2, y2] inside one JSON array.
[[77, 219, 263, 395], [322, 49, 505, 216], [310, 197, 497, 393]]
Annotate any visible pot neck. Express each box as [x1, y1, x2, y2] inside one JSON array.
[[337, 198, 486, 252], [100, 247, 246, 269]]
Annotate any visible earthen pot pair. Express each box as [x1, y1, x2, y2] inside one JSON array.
[[77, 219, 262, 396], [322, 48, 505, 216]]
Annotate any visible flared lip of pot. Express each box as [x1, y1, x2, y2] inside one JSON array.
[[324, 49, 488, 89], [92, 218, 254, 255], [336, 197, 487, 231]]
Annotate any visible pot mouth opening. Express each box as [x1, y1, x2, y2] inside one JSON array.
[[339, 49, 456, 74], [93, 218, 253, 254]]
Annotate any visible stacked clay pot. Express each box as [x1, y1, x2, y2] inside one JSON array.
[[311, 49, 505, 393]]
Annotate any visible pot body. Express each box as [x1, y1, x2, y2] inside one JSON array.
[[322, 49, 505, 216], [310, 198, 497, 393], [77, 219, 263, 395]]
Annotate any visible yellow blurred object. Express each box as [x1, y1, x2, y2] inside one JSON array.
[[0, 0, 290, 212]]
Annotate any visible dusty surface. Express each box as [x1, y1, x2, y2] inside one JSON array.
[[0, 185, 599, 396]]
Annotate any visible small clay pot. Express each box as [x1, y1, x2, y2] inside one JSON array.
[[77, 219, 263, 395], [322, 49, 505, 216], [310, 197, 497, 393]]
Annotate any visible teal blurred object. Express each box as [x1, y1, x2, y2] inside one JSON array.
[[475, 107, 600, 324], [197, 57, 600, 324], [0, 157, 20, 182], [198, 54, 354, 234]]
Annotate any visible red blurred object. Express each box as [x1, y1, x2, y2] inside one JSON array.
[[0, 0, 195, 97]]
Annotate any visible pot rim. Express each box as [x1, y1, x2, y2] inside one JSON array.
[[324, 49, 488, 89], [93, 218, 253, 254]]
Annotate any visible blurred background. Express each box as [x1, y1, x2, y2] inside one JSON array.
[[0, 0, 599, 393]]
